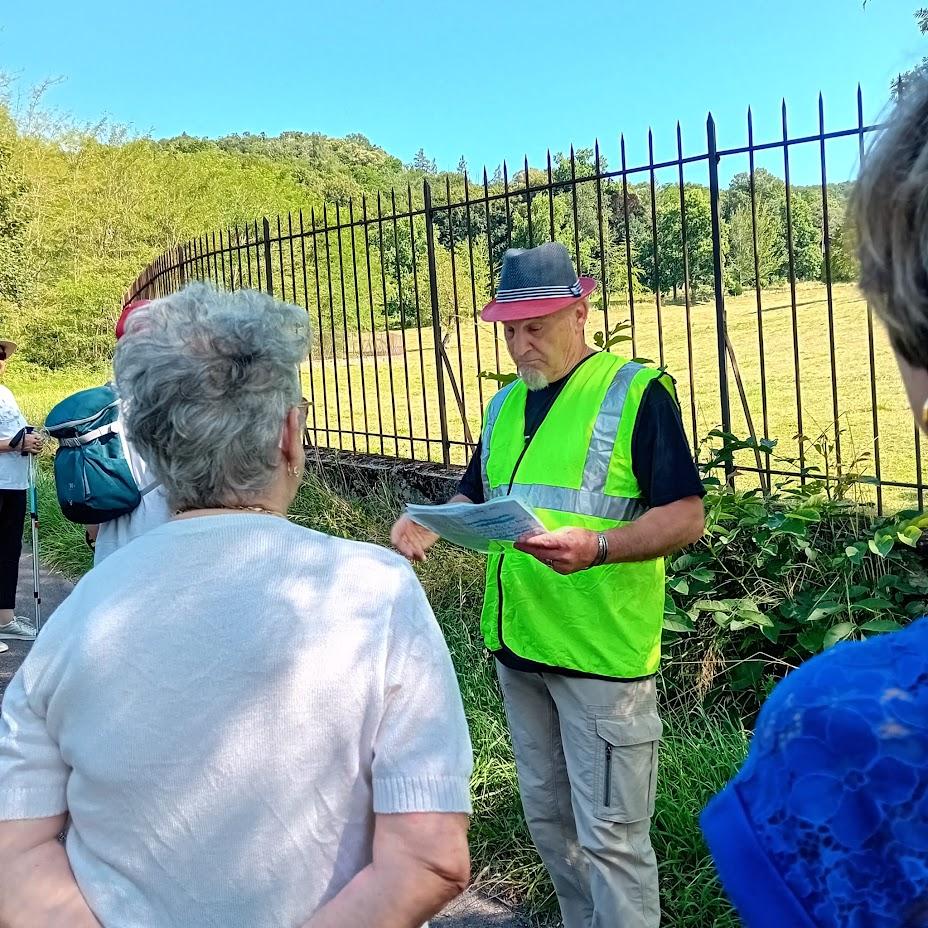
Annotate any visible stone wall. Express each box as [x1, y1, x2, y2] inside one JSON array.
[[306, 447, 463, 503]]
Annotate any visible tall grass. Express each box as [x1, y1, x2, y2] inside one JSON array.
[[290, 469, 746, 925]]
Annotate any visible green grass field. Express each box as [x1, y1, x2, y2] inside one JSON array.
[[302, 280, 920, 510]]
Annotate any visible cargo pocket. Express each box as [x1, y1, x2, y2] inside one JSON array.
[[594, 713, 662, 823]]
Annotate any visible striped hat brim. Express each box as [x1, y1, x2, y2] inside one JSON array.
[[481, 277, 598, 322]]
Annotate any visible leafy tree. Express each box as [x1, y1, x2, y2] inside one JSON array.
[[635, 184, 715, 298], [891, 6, 928, 97], [823, 219, 858, 283], [781, 192, 822, 280], [725, 201, 784, 292], [411, 147, 437, 175], [0, 106, 30, 317]]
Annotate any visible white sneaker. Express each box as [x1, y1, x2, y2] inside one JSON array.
[[0, 642, 8, 653], [0, 617, 37, 640]]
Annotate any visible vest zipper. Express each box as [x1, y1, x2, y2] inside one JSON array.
[[604, 742, 613, 806], [496, 435, 535, 653], [493, 354, 596, 656]]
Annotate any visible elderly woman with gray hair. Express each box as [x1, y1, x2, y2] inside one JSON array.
[[0, 283, 473, 928]]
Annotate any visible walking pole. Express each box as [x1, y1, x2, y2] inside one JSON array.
[[26, 444, 42, 633]]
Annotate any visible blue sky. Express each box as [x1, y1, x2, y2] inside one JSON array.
[[0, 0, 923, 184]]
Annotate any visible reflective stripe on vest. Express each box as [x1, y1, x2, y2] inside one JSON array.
[[488, 482, 646, 521], [480, 380, 518, 494], [581, 361, 643, 493]]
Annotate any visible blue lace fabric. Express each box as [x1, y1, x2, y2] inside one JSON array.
[[734, 617, 928, 928]]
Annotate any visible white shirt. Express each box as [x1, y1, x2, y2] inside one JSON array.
[[0, 515, 473, 927], [0, 385, 29, 490], [93, 428, 171, 564]]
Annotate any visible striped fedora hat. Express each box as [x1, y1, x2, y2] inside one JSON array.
[[482, 242, 597, 322]]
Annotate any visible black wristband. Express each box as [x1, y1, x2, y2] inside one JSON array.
[[8, 427, 26, 450]]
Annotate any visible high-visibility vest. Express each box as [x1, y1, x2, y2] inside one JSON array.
[[479, 351, 677, 679]]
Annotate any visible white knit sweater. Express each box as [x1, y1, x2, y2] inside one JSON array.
[[0, 514, 473, 927]]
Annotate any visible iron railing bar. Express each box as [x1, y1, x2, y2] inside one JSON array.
[[362, 196, 386, 456], [407, 183, 432, 461], [648, 130, 665, 367], [296, 210, 319, 437], [390, 188, 416, 460], [676, 123, 699, 454], [620, 135, 638, 359], [378, 193, 401, 458], [747, 107, 772, 490], [818, 94, 842, 476], [334, 203, 357, 453], [858, 85, 884, 514], [347, 199, 371, 454], [781, 100, 806, 482], [463, 172, 485, 415]]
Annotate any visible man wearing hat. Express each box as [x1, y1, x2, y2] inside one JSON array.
[[392, 242, 705, 927]]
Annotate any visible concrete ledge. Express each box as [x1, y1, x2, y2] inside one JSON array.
[[306, 447, 463, 503]]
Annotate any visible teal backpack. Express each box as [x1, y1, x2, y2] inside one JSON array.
[[44, 385, 158, 524]]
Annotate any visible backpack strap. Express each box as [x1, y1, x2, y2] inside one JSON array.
[[57, 422, 121, 448], [139, 480, 161, 497]]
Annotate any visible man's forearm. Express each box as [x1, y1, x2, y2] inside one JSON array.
[[604, 496, 704, 564], [0, 841, 101, 928], [303, 861, 463, 928]]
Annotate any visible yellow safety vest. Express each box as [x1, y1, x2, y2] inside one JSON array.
[[480, 351, 677, 679]]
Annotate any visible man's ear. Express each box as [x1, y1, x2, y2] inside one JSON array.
[[575, 299, 590, 329]]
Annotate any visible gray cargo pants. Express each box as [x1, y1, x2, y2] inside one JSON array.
[[496, 661, 662, 928]]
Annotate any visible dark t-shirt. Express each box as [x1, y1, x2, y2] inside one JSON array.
[[457, 357, 705, 508]]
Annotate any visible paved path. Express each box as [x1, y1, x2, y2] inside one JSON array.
[[0, 545, 73, 701], [1, 547, 540, 927]]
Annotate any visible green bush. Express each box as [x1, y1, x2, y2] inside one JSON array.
[[662, 431, 928, 710]]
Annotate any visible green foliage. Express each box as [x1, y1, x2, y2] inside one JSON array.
[[783, 191, 823, 280], [636, 184, 715, 298], [825, 219, 859, 283], [6, 75, 858, 378], [662, 431, 928, 706], [725, 201, 783, 292], [888, 5, 928, 97], [0, 105, 31, 322]]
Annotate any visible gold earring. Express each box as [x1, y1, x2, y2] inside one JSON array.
[[287, 463, 298, 478]]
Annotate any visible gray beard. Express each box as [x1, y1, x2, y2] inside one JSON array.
[[519, 366, 550, 391]]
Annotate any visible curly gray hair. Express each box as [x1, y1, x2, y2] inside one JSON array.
[[114, 283, 310, 512], [855, 76, 928, 369]]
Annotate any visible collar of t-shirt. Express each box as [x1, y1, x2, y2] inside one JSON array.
[[522, 352, 598, 439]]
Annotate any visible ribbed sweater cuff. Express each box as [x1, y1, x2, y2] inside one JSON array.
[[373, 775, 472, 814], [0, 784, 68, 820]]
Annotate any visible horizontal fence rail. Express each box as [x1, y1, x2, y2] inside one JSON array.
[[126, 87, 924, 513]]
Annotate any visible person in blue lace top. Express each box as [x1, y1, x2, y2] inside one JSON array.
[[701, 78, 928, 928]]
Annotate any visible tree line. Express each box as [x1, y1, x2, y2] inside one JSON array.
[[0, 83, 858, 370]]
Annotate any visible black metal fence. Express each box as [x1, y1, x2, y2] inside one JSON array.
[[126, 88, 922, 513]]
